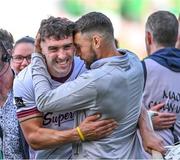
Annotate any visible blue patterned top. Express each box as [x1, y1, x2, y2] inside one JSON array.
[[0, 90, 23, 159]]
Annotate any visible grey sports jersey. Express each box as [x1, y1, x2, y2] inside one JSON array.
[[31, 50, 146, 159], [13, 56, 86, 159]]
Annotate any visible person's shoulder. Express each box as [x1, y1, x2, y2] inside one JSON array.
[[13, 65, 34, 99], [73, 56, 87, 74], [14, 65, 32, 84], [143, 58, 159, 67], [118, 48, 140, 60], [74, 56, 85, 65]]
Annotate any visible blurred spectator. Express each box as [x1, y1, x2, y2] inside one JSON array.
[[0, 34, 34, 159], [142, 11, 179, 155], [176, 14, 180, 48], [11, 36, 34, 74], [0, 29, 29, 159]]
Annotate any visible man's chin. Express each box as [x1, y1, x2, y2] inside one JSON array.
[[58, 67, 72, 76]]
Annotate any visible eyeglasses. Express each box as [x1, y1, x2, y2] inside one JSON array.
[[11, 55, 31, 63]]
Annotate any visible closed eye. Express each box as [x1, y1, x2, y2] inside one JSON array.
[[63, 44, 74, 50], [48, 46, 58, 52]]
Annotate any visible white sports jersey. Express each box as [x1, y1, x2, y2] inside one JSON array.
[[13, 56, 86, 159]]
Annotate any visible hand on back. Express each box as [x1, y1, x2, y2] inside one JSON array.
[[78, 114, 118, 141], [150, 103, 176, 129]]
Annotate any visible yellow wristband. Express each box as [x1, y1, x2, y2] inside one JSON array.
[[76, 127, 85, 141]]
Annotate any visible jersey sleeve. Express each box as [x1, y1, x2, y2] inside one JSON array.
[[31, 53, 97, 113], [13, 75, 42, 123]]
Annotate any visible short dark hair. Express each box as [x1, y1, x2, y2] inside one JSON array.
[[0, 28, 14, 51], [146, 10, 178, 47], [74, 12, 114, 40], [39, 16, 75, 41], [14, 36, 34, 48]]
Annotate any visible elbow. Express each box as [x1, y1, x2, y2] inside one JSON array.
[[36, 96, 49, 112], [30, 144, 42, 151], [26, 133, 46, 150], [37, 105, 47, 112]]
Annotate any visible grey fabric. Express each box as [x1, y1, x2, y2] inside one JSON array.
[[31, 50, 146, 159], [142, 58, 180, 146]]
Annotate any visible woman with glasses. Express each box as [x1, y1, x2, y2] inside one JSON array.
[[11, 36, 34, 74]]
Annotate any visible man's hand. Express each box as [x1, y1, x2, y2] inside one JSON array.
[[35, 33, 42, 53], [142, 130, 165, 155], [139, 107, 166, 155], [78, 114, 118, 141], [150, 103, 176, 129]]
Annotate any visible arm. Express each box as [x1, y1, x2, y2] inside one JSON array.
[[20, 114, 117, 150], [13, 75, 117, 150], [138, 106, 165, 154], [20, 115, 79, 150], [32, 53, 97, 112]]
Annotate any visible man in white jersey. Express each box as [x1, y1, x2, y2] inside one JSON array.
[[142, 10, 180, 154], [13, 17, 118, 159], [31, 12, 165, 159]]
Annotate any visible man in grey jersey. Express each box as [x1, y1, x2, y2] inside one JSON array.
[[31, 12, 165, 158], [142, 10, 180, 154]]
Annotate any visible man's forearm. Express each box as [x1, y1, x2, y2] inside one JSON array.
[[21, 118, 79, 150], [29, 128, 79, 150], [138, 106, 165, 155], [138, 106, 153, 133]]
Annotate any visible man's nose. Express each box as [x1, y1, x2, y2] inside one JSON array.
[[57, 49, 68, 57]]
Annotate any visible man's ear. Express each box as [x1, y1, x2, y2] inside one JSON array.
[[146, 31, 153, 45], [92, 34, 101, 49]]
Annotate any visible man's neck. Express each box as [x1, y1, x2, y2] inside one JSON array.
[[99, 46, 121, 59], [149, 44, 166, 55]]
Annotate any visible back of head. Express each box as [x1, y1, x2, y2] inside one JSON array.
[[176, 14, 180, 49], [0, 28, 14, 63], [74, 12, 114, 41], [145, 10, 178, 47], [39, 16, 75, 41]]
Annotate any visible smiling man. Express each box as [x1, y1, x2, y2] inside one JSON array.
[[13, 16, 118, 159]]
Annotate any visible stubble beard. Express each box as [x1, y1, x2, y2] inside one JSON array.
[[85, 52, 97, 69]]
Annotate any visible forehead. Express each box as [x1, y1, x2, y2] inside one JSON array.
[[42, 36, 73, 47], [74, 32, 90, 45], [14, 42, 34, 51], [13, 43, 34, 56]]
